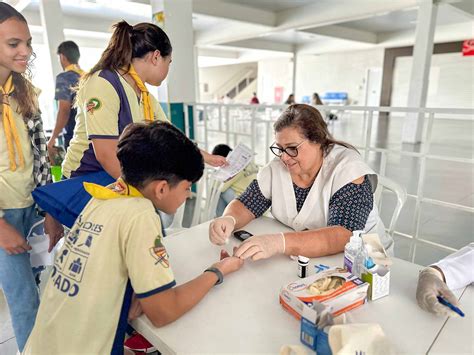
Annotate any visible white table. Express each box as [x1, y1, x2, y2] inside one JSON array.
[[132, 217, 469, 354], [428, 286, 473, 354]]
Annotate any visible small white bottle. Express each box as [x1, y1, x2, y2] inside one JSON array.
[[343, 230, 363, 274], [298, 256, 309, 278]]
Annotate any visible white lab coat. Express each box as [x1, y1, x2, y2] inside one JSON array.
[[257, 145, 392, 250], [433, 243, 474, 290]]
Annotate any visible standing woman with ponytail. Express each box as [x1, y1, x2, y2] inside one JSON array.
[[0, 3, 63, 351], [62, 20, 225, 181]]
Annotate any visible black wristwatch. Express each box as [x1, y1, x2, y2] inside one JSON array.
[[204, 267, 224, 285]]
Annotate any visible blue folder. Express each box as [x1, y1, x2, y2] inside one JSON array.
[[32, 171, 115, 228]]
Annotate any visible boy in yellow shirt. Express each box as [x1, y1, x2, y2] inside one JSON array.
[[23, 122, 243, 355]]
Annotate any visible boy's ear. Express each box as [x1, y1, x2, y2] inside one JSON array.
[[153, 180, 170, 200]]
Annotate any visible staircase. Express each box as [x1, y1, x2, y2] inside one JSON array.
[[213, 67, 257, 100]]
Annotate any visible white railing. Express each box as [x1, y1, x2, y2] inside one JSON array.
[[184, 103, 474, 262]]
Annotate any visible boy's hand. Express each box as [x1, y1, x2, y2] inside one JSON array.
[[128, 293, 143, 321], [44, 213, 65, 252], [212, 248, 244, 276], [0, 218, 32, 255], [209, 216, 235, 245]]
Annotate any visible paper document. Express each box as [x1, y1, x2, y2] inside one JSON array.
[[27, 219, 55, 268], [213, 143, 253, 182]]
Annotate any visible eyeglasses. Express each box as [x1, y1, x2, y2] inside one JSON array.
[[269, 140, 307, 158]]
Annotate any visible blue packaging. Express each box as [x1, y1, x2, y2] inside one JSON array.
[[300, 317, 332, 355]]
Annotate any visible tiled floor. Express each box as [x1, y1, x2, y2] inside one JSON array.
[[1, 110, 472, 354]]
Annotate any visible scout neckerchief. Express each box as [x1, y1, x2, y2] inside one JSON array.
[[84, 177, 143, 200], [64, 64, 85, 77], [127, 64, 154, 122], [1, 75, 24, 171]]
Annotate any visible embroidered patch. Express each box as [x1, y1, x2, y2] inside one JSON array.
[[149, 235, 169, 268], [86, 97, 101, 113]]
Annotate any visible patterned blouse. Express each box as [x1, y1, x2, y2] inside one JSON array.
[[237, 175, 373, 232]]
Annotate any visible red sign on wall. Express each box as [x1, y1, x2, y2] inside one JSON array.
[[274, 87, 284, 104], [462, 39, 474, 56]]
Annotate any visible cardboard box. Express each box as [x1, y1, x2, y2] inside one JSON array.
[[279, 267, 369, 318]]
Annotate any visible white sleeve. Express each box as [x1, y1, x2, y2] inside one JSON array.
[[432, 243, 474, 290]]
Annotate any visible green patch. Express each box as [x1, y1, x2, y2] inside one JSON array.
[[86, 97, 102, 113]]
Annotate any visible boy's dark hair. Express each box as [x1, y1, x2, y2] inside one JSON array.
[[57, 41, 81, 64], [212, 144, 232, 157], [117, 122, 204, 188]]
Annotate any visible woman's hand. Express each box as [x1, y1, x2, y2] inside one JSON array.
[[0, 218, 32, 255], [234, 233, 285, 261], [209, 216, 236, 245], [44, 213, 64, 252], [213, 249, 244, 276]]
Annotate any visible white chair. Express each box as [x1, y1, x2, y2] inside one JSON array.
[[374, 176, 407, 238], [164, 203, 187, 236], [189, 169, 224, 226], [201, 174, 224, 223]]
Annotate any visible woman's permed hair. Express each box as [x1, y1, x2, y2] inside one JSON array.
[[86, 20, 172, 78], [117, 121, 204, 188], [0, 3, 38, 118], [274, 104, 356, 155]]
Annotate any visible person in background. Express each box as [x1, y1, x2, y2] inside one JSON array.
[[209, 104, 390, 261], [61, 20, 225, 181], [250, 92, 260, 104], [416, 242, 473, 317], [0, 3, 63, 351], [285, 93, 295, 105], [23, 122, 243, 355], [47, 40, 84, 161], [212, 144, 258, 217], [312, 92, 323, 106]]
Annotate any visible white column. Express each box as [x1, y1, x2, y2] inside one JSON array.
[[402, 0, 438, 143], [39, 0, 65, 79], [292, 48, 297, 98], [150, 0, 196, 132]]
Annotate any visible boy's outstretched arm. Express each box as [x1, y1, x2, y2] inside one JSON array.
[[139, 250, 243, 327]]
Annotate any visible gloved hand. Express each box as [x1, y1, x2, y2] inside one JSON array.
[[416, 267, 461, 317], [209, 216, 236, 245], [234, 233, 285, 261]]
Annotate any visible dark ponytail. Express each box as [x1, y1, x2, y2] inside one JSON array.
[[0, 2, 39, 118], [86, 20, 172, 79]]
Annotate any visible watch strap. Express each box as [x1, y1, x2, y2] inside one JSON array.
[[204, 267, 224, 285]]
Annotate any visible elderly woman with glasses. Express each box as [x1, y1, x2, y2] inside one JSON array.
[[209, 104, 391, 260]]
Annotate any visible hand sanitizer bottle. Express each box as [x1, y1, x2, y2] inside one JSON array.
[[343, 230, 363, 274]]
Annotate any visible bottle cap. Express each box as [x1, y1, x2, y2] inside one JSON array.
[[297, 255, 309, 264], [365, 257, 375, 269]]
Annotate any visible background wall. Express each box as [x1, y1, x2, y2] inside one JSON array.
[[295, 48, 385, 105], [257, 57, 293, 104], [391, 52, 474, 109]]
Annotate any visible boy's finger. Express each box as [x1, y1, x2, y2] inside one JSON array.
[[220, 249, 230, 259]]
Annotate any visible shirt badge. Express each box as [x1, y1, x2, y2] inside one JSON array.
[[86, 97, 101, 113]]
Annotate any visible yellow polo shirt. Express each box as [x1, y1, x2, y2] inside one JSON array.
[[0, 97, 35, 209], [62, 70, 168, 178], [23, 197, 175, 354]]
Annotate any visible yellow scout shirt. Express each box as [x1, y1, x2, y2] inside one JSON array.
[[0, 97, 34, 209], [62, 70, 168, 178], [23, 186, 175, 354]]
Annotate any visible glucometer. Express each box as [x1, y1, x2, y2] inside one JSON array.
[[233, 230, 253, 241]]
